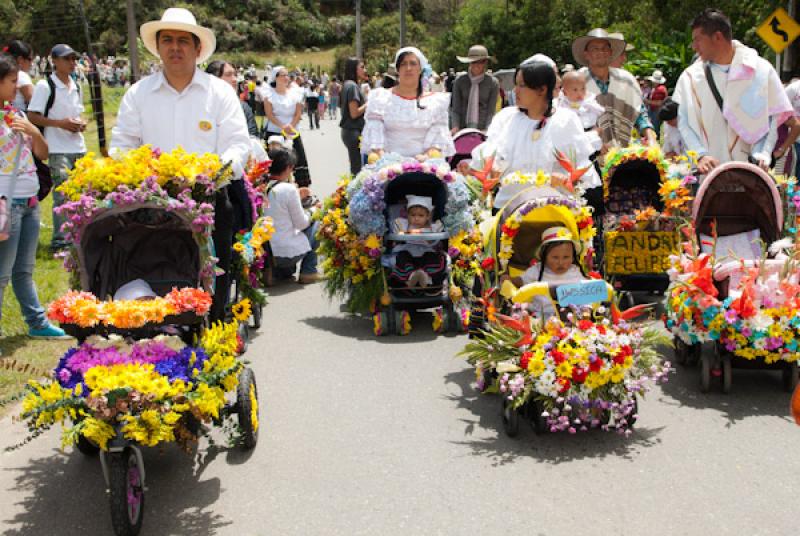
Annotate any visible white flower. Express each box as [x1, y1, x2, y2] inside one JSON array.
[[749, 312, 773, 332], [768, 237, 794, 256]]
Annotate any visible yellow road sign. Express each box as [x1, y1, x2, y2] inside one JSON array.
[[757, 7, 800, 54]]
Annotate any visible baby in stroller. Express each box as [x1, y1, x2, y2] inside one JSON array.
[[389, 195, 447, 288], [501, 226, 589, 317]]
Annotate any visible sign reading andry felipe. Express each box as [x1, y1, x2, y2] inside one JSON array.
[[605, 231, 680, 275]]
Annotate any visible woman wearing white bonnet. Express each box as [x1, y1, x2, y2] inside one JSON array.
[[361, 46, 455, 159]]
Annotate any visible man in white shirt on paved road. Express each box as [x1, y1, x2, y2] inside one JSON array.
[[111, 7, 251, 321]]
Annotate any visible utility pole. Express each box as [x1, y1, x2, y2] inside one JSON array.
[[400, 0, 406, 47], [355, 0, 363, 58], [77, 0, 107, 156], [126, 0, 140, 82]]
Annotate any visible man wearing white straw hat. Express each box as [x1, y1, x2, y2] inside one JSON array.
[[110, 7, 251, 321], [573, 28, 656, 148], [450, 45, 499, 133], [644, 69, 668, 132]]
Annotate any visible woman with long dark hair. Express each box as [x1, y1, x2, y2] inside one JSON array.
[[361, 47, 454, 159], [473, 57, 599, 208], [206, 60, 259, 137], [5, 41, 34, 111], [339, 57, 368, 174]]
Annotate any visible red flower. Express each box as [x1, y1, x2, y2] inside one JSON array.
[[550, 349, 566, 364], [589, 358, 604, 372], [520, 351, 532, 370], [501, 224, 519, 238], [480, 257, 495, 270], [577, 319, 594, 330], [588, 271, 602, 279], [557, 377, 571, 393], [572, 366, 588, 384], [596, 325, 606, 335], [577, 216, 594, 230]]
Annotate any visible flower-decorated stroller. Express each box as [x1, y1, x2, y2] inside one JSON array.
[[467, 185, 596, 336], [601, 145, 685, 307], [317, 155, 480, 335], [665, 161, 800, 393], [18, 147, 260, 536]]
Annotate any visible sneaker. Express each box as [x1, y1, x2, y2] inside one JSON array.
[[298, 273, 322, 284], [29, 325, 72, 340]]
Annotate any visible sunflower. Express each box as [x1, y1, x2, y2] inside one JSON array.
[[231, 299, 252, 322]]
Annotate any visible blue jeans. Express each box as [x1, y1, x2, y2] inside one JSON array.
[[274, 221, 319, 277], [0, 199, 48, 329], [49, 152, 84, 250]]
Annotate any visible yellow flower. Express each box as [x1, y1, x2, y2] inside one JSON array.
[[231, 299, 252, 322], [555, 360, 573, 379], [528, 359, 546, 377]]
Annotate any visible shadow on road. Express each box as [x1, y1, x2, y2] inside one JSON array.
[[3, 446, 231, 536], [301, 310, 465, 343], [443, 366, 665, 466], [657, 344, 794, 426]]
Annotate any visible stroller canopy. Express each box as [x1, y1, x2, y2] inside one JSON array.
[[492, 187, 585, 273], [78, 206, 202, 300], [692, 162, 783, 244], [605, 157, 666, 213]]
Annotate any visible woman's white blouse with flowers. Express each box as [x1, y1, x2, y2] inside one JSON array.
[[362, 88, 455, 158]]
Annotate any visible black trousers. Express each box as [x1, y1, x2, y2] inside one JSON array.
[[341, 127, 362, 175], [264, 130, 311, 187], [210, 186, 233, 323]]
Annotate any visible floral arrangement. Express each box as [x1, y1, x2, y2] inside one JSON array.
[[17, 319, 245, 451], [61, 146, 231, 202], [462, 309, 670, 434], [497, 196, 595, 271], [231, 217, 275, 308], [602, 144, 669, 199], [665, 244, 800, 363], [317, 155, 478, 312], [47, 288, 212, 329], [448, 228, 484, 292], [316, 177, 384, 312]]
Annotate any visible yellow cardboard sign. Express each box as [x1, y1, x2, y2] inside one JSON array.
[[756, 7, 800, 54], [605, 231, 679, 275]]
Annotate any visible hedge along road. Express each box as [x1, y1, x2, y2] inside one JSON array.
[[1, 116, 798, 536]]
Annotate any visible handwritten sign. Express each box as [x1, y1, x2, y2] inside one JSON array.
[[605, 231, 679, 275], [556, 280, 609, 307], [757, 7, 800, 54]]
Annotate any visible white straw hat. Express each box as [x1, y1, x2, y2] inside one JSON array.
[[113, 279, 156, 301], [140, 8, 216, 65]]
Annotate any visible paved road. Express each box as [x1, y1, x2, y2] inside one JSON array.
[[2, 118, 799, 536]]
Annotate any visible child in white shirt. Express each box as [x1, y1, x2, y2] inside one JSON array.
[[557, 71, 604, 152], [502, 226, 588, 316]]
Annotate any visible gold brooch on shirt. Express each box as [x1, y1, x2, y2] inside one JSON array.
[[531, 130, 541, 142], [198, 120, 212, 132]]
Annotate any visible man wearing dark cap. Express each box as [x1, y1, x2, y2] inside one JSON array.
[[28, 43, 87, 253]]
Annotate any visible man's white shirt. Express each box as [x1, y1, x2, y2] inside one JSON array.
[[111, 69, 250, 176]]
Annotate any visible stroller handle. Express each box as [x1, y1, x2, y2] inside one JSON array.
[[386, 232, 450, 242]]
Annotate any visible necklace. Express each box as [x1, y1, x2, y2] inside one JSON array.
[[531, 116, 548, 142]]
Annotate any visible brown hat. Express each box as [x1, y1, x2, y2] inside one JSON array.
[[572, 29, 626, 66], [457, 45, 495, 64]]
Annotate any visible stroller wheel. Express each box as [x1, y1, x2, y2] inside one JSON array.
[[782, 361, 799, 393], [688, 343, 702, 366], [627, 397, 639, 429], [700, 354, 712, 393], [394, 310, 411, 336], [531, 399, 548, 435], [673, 336, 688, 365], [236, 367, 259, 449], [236, 322, 249, 354], [250, 303, 262, 330], [373, 312, 390, 336], [432, 307, 447, 334], [501, 396, 520, 438], [721, 356, 732, 394], [108, 447, 145, 536], [619, 291, 635, 311]]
